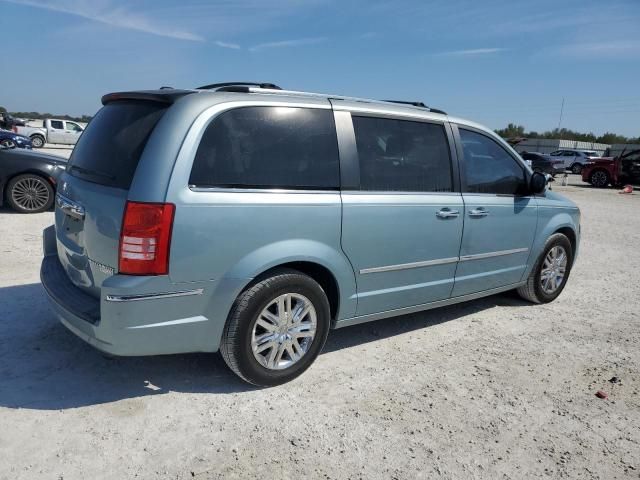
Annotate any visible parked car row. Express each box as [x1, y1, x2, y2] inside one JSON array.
[[12, 118, 84, 148]]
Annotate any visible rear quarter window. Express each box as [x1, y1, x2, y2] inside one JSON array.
[[68, 101, 167, 189]]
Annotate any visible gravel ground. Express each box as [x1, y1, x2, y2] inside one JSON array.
[[0, 178, 639, 479]]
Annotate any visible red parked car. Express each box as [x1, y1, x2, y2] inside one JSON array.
[[582, 149, 640, 188]]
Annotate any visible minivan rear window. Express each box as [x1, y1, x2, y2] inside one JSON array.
[[68, 101, 167, 189]]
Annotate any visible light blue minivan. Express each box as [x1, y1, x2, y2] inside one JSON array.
[[41, 83, 580, 386]]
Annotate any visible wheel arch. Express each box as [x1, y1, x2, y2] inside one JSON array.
[[523, 210, 580, 281], [248, 261, 341, 322]]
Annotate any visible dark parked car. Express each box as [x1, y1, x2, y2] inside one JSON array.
[[0, 129, 33, 149], [582, 149, 640, 188], [0, 145, 66, 213], [520, 152, 563, 176], [0, 112, 26, 129]]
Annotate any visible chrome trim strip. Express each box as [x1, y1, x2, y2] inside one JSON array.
[[56, 193, 85, 220], [334, 282, 526, 328], [127, 315, 208, 329], [189, 186, 338, 194], [459, 248, 529, 262], [359, 248, 528, 274], [105, 288, 204, 302], [360, 257, 459, 274]]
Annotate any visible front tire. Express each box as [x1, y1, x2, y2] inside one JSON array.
[[571, 163, 583, 174], [220, 269, 331, 386], [0, 139, 15, 148], [6, 174, 54, 213], [517, 233, 573, 304]]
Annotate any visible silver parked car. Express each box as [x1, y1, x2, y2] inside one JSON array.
[[41, 82, 580, 386]]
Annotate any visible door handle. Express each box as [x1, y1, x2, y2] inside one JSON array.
[[468, 208, 489, 218], [436, 208, 460, 219]]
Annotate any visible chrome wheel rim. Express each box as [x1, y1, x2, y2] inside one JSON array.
[[592, 171, 607, 186], [11, 177, 50, 211], [31, 137, 44, 147], [0, 139, 14, 148], [251, 293, 317, 370], [540, 246, 568, 294]]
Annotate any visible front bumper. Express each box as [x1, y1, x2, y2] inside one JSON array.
[[40, 226, 233, 356]]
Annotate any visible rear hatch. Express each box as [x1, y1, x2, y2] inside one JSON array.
[[55, 100, 169, 297]]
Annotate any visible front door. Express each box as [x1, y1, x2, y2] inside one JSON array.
[[339, 112, 464, 316], [452, 126, 538, 297], [63, 121, 83, 144]]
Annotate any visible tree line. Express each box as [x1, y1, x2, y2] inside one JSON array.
[[0, 106, 92, 124], [495, 123, 640, 145]]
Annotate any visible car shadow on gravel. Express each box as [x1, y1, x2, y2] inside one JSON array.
[[0, 282, 529, 410]]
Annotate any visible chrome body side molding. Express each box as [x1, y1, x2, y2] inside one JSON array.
[[359, 257, 459, 274], [106, 288, 204, 302], [459, 248, 529, 262], [360, 248, 529, 274]]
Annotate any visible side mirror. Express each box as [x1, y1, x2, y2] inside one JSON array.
[[530, 171, 547, 194]]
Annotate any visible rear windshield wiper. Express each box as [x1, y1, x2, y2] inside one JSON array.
[[69, 165, 116, 180]]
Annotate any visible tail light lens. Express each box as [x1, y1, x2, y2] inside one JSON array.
[[119, 201, 175, 275]]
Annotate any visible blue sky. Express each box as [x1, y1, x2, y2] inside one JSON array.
[[1, 0, 639, 136]]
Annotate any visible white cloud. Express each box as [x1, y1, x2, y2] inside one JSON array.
[[435, 48, 507, 57], [2, 0, 204, 41], [552, 41, 640, 58], [215, 40, 241, 50], [249, 37, 326, 52]]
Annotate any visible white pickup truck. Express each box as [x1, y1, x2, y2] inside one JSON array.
[[13, 119, 84, 148]]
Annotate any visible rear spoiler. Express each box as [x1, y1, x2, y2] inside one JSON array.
[[101, 89, 194, 105]]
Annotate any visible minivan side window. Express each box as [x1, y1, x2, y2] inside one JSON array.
[[352, 116, 453, 192], [459, 128, 527, 195], [189, 107, 340, 190]]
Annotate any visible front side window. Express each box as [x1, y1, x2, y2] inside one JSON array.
[[460, 128, 527, 195], [66, 121, 82, 132], [352, 116, 453, 192], [189, 107, 339, 190], [563, 151, 576, 157]]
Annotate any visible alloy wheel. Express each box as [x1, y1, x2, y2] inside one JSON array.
[[251, 293, 317, 370], [540, 246, 568, 294], [11, 177, 51, 211]]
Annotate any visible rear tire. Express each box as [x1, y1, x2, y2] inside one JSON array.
[[589, 169, 610, 188], [30, 135, 45, 148], [220, 269, 331, 386], [517, 233, 573, 304]]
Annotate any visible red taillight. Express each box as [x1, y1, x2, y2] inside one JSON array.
[[118, 201, 175, 275]]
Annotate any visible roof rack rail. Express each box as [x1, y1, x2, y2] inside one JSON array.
[[383, 100, 447, 115], [196, 82, 282, 91]]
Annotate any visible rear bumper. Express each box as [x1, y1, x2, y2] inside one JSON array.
[[41, 225, 239, 356]]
